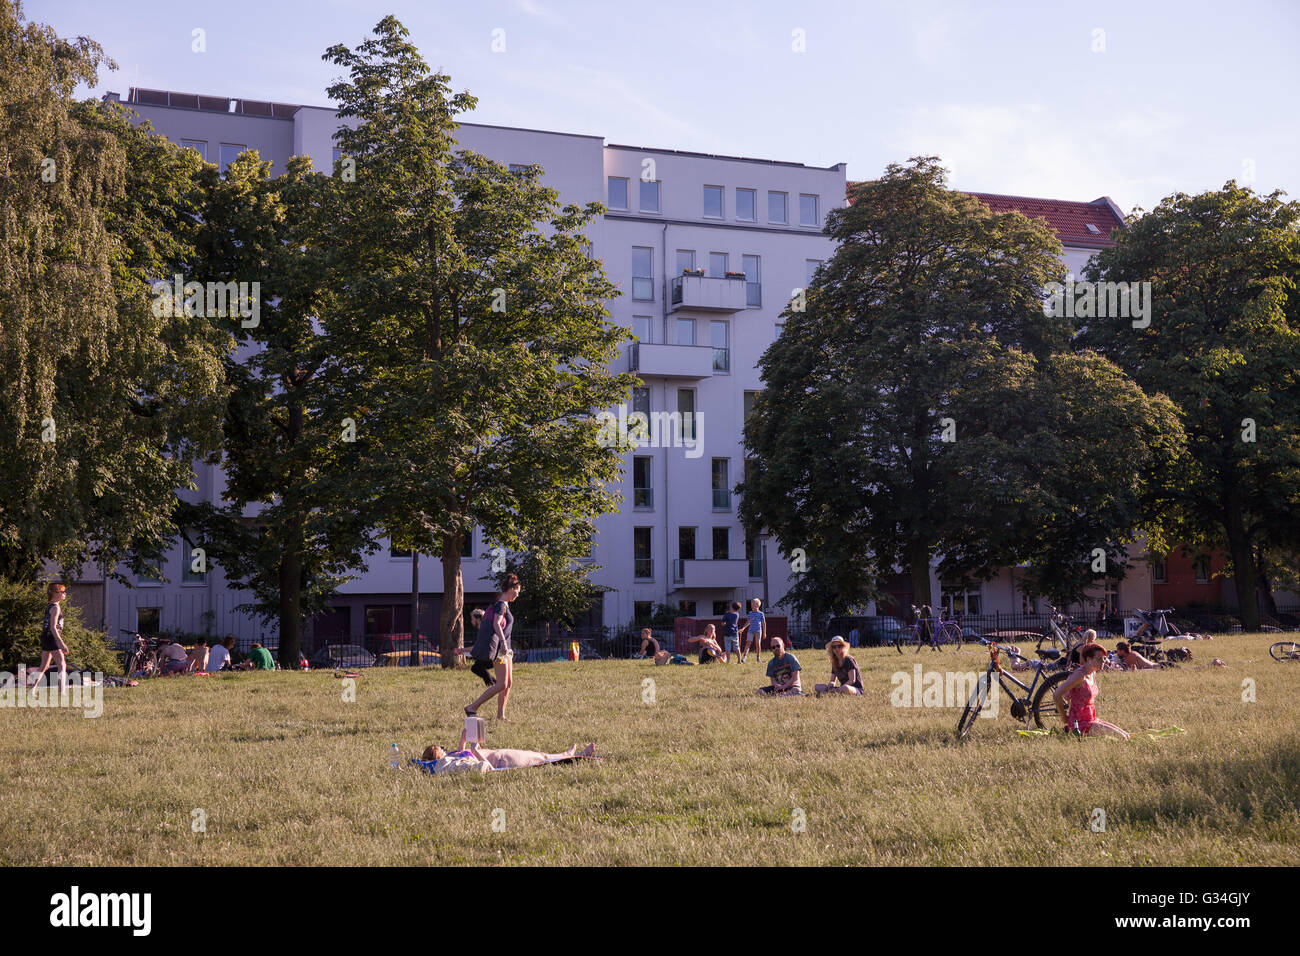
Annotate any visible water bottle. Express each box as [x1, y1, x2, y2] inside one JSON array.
[[1072, 720, 1082, 738], [390, 742, 401, 769]]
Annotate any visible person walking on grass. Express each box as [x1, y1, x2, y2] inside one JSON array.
[[30, 583, 69, 694], [815, 635, 863, 696], [721, 601, 742, 663], [1051, 641, 1130, 738], [757, 637, 802, 695], [466, 573, 520, 721], [739, 598, 767, 663]]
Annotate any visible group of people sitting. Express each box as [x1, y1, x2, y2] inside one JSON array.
[[154, 635, 275, 675]]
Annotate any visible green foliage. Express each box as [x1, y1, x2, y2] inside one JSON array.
[[0, 579, 121, 674], [1078, 182, 1300, 627], [318, 17, 634, 660], [0, 0, 228, 582], [741, 157, 1185, 613], [490, 522, 607, 630]]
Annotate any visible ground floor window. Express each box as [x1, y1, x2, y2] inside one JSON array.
[[941, 583, 981, 616]]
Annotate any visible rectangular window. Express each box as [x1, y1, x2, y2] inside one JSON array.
[[677, 388, 696, 442], [633, 315, 652, 342], [703, 185, 723, 219], [633, 456, 653, 508], [634, 528, 653, 579], [633, 600, 654, 623], [768, 191, 787, 224], [806, 259, 823, 285], [632, 386, 650, 418], [676, 317, 695, 346], [679, 600, 697, 617], [736, 188, 756, 222], [136, 558, 164, 587], [390, 544, 411, 558], [676, 249, 696, 275], [747, 536, 765, 579], [708, 251, 728, 278], [462, 533, 474, 559], [1152, 560, 1167, 584], [632, 247, 653, 301], [639, 179, 660, 213], [941, 583, 982, 616], [712, 600, 731, 616], [799, 193, 819, 226], [710, 320, 729, 373], [679, 527, 696, 561], [180, 139, 207, 161], [136, 607, 160, 637], [743, 254, 761, 307], [608, 177, 629, 210], [712, 527, 729, 560], [1194, 556, 1210, 584], [712, 458, 730, 509], [219, 144, 246, 174], [181, 536, 206, 584]]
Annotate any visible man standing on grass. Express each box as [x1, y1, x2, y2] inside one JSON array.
[[757, 637, 802, 696], [739, 598, 767, 663]]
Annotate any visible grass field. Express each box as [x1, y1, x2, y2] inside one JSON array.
[[2, 633, 1298, 866]]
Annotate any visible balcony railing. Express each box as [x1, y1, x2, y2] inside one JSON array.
[[670, 273, 747, 313], [627, 342, 715, 379], [672, 558, 751, 589]]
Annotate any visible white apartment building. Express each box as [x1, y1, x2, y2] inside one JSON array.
[[76, 88, 844, 642]]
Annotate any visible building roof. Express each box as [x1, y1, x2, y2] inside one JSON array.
[[966, 192, 1126, 249]]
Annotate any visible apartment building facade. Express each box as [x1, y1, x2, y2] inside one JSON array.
[[80, 87, 843, 641]]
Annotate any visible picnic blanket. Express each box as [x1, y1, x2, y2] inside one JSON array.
[[1016, 726, 1186, 740]]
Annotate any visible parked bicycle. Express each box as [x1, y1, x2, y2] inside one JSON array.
[[1269, 640, 1300, 662], [956, 638, 1071, 738], [894, 605, 963, 653], [121, 629, 160, 679], [1036, 604, 1086, 662]]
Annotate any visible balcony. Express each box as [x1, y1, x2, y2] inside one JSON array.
[[672, 558, 751, 589], [628, 342, 715, 379], [670, 274, 747, 313]]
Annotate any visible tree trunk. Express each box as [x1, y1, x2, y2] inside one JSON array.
[[908, 537, 932, 612], [277, 540, 302, 669], [440, 534, 464, 667], [1255, 546, 1279, 620], [1224, 495, 1261, 630], [409, 550, 421, 666]]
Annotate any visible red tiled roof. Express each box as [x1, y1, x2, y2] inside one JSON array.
[[844, 182, 1126, 249], [966, 192, 1125, 249]]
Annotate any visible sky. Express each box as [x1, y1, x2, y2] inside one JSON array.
[[26, 0, 1300, 215]]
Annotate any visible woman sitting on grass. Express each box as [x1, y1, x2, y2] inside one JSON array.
[[686, 624, 727, 664], [421, 741, 597, 773], [636, 627, 661, 659], [814, 635, 862, 696], [1051, 642, 1129, 738]]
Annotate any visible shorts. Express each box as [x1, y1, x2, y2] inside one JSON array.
[[470, 657, 496, 686], [724, 634, 740, 652], [40, 629, 67, 653]]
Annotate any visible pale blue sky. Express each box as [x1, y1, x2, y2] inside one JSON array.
[[28, 0, 1300, 214]]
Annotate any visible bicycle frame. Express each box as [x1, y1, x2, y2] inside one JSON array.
[[982, 643, 1054, 721]]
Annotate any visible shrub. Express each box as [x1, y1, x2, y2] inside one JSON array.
[[0, 579, 123, 675]]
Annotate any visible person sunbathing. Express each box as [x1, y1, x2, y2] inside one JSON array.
[[421, 741, 597, 771], [1113, 641, 1160, 670]]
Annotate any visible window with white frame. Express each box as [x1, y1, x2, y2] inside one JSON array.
[[743, 255, 761, 306], [633, 315, 652, 342], [711, 458, 730, 509], [633, 456, 653, 508], [634, 528, 653, 579], [767, 191, 787, 224], [710, 320, 729, 373], [1194, 555, 1211, 584], [219, 144, 246, 174], [676, 317, 695, 346], [677, 388, 696, 441], [608, 177, 629, 210], [799, 193, 819, 226], [676, 249, 696, 274], [736, 188, 756, 222], [632, 247, 653, 300], [640, 178, 660, 213], [703, 185, 723, 219], [708, 252, 728, 278], [941, 582, 981, 615], [180, 140, 207, 161]]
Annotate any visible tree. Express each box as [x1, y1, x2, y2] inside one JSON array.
[[180, 152, 378, 667], [740, 157, 1184, 615], [490, 521, 608, 633], [0, 0, 227, 583], [319, 17, 634, 665], [1077, 182, 1300, 629]]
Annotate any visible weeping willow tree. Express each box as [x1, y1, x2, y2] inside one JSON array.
[[0, 0, 228, 583]]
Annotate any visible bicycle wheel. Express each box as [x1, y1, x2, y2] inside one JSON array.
[[1269, 641, 1300, 661], [956, 671, 992, 738], [894, 626, 917, 654], [939, 622, 963, 648], [1030, 671, 1071, 729]]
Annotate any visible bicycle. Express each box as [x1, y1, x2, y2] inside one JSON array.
[[1036, 604, 1086, 662], [121, 630, 160, 679], [1269, 640, 1300, 662], [894, 605, 963, 653], [956, 638, 1071, 738]]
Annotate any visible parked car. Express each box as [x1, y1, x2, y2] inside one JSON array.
[[368, 635, 440, 657], [310, 643, 376, 668], [261, 646, 310, 669], [374, 649, 442, 667]]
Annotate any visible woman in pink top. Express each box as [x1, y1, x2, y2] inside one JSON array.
[[1051, 642, 1129, 739]]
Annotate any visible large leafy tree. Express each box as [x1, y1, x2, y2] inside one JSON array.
[[740, 157, 1184, 615], [180, 152, 378, 667], [319, 17, 633, 664], [1077, 183, 1300, 629], [0, 0, 227, 583]]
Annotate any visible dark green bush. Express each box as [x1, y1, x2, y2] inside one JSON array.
[[0, 579, 123, 675]]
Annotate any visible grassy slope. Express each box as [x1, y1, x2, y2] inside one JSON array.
[[2, 633, 1296, 866]]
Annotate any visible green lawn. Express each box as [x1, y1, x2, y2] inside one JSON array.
[[3, 633, 1297, 866]]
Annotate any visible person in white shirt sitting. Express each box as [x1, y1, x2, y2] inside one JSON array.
[[207, 635, 235, 672]]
